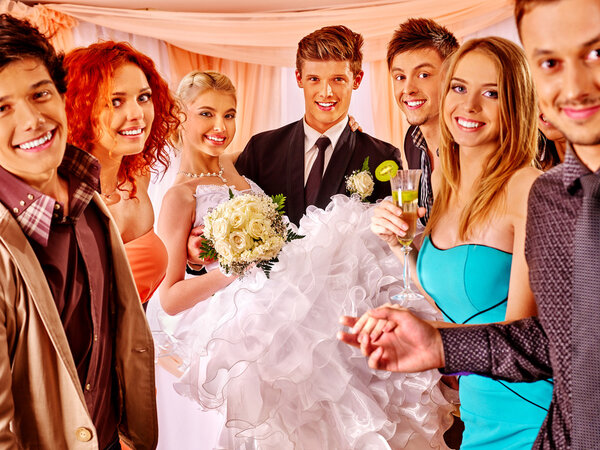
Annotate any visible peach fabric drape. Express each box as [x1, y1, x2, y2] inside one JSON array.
[[13, 0, 517, 155], [369, 59, 408, 153], [0, 0, 76, 51], [45, 1, 513, 66], [167, 44, 282, 154]]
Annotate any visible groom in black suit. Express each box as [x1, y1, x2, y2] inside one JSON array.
[[235, 25, 402, 225]]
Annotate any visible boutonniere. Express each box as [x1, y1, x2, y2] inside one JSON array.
[[346, 157, 375, 201]]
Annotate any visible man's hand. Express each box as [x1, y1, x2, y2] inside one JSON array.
[[338, 307, 445, 372], [348, 115, 363, 133], [186, 226, 215, 267]]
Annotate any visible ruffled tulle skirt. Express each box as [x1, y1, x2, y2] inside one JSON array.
[[159, 195, 453, 449]]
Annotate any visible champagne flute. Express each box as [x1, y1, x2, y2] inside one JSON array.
[[390, 169, 424, 301]]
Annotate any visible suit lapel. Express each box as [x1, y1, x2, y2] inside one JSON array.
[[285, 120, 307, 224], [317, 125, 356, 206], [0, 206, 86, 404]]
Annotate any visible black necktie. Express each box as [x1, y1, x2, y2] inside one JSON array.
[[304, 136, 330, 206], [572, 173, 600, 450]]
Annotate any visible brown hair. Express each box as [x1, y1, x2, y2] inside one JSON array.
[[386, 18, 459, 70], [425, 37, 538, 240], [296, 25, 363, 76], [515, 0, 560, 35]]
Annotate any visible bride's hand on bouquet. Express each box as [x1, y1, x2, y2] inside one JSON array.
[[370, 201, 426, 249], [338, 306, 445, 373], [186, 225, 216, 267]]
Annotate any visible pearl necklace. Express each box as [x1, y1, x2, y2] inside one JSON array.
[[178, 165, 227, 183]]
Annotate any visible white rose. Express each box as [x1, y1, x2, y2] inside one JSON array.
[[211, 217, 230, 240], [214, 240, 234, 262], [244, 200, 262, 217], [352, 171, 374, 198], [229, 210, 247, 229], [229, 231, 252, 253], [246, 218, 269, 240], [228, 196, 246, 210]]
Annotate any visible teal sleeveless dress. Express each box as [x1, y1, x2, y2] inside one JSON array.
[[417, 236, 553, 449]]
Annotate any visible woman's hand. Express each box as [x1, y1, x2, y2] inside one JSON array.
[[186, 225, 216, 267], [370, 201, 426, 248]]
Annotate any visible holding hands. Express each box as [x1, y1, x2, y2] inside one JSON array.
[[338, 306, 445, 373]]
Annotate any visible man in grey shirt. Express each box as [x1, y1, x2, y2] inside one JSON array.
[[339, 0, 600, 448]]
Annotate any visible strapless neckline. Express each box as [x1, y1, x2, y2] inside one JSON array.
[[427, 235, 512, 255]]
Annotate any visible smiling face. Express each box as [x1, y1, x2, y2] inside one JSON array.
[[94, 63, 154, 161], [295, 59, 362, 134], [390, 48, 445, 128], [0, 58, 67, 185], [520, 0, 600, 148], [443, 50, 501, 153], [182, 89, 236, 157]]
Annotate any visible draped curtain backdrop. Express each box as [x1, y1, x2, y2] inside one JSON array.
[[4, 0, 516, 150]]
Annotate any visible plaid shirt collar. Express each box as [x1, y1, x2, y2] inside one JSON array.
[[0, 144, 101, 247], [410, 126, 428, 152]]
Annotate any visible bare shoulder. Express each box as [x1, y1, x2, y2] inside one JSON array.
[[161, 183, 196, 210], [507, 166, 542, 196], [136, 172, 151, 190], [506, 166, 543, 217]]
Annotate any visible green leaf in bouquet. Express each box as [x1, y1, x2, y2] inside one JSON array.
[[198, 238, 217, 260], [271, 194, 286, 215], [286, 229, 304, 242], [228, 188, 234, 200], [361, 156, 370, 173], [258, 257, 279, 279]]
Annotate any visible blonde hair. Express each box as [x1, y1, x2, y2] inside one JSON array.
[[174, 70, 236, 147], [425, 37, 538, 240]]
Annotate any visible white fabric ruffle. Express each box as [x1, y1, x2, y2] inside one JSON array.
[[162, 194, 453, 450]]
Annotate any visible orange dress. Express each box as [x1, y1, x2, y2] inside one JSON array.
[[124, 229, 168, 303]]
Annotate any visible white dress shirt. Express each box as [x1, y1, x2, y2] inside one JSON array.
[[303, 116, 349, 186]]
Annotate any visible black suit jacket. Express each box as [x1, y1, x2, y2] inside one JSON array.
[[236, 119, 402, 225]]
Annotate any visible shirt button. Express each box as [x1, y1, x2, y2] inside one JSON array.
[[19, 200, 25, 206], [94, 334, 98, 342], [27, 194, 34, 200], [85, 383, 91, 391], [54, 203, 61, 210], [12, 208, 18, 214], [75, 427, 93, 442]]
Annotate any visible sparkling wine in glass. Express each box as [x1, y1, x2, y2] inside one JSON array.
[[390, 169, 424, 301]]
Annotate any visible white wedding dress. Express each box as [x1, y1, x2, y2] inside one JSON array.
[[151, 180, 454, 450]]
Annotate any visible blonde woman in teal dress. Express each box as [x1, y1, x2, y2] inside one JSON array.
[[364, 37, 553, 449]]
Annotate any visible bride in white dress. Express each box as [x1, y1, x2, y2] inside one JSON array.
[[153, 70, 454, 449]]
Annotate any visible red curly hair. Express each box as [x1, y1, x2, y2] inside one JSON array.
[[64, 41, 180, 197]]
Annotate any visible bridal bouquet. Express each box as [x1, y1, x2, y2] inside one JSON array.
[[199, 190, 302, 278]]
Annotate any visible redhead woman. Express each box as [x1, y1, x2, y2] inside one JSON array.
[[64, 41, 180, 303]]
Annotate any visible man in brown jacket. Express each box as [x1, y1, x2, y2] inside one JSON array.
[[0, 15, 157, 449]]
